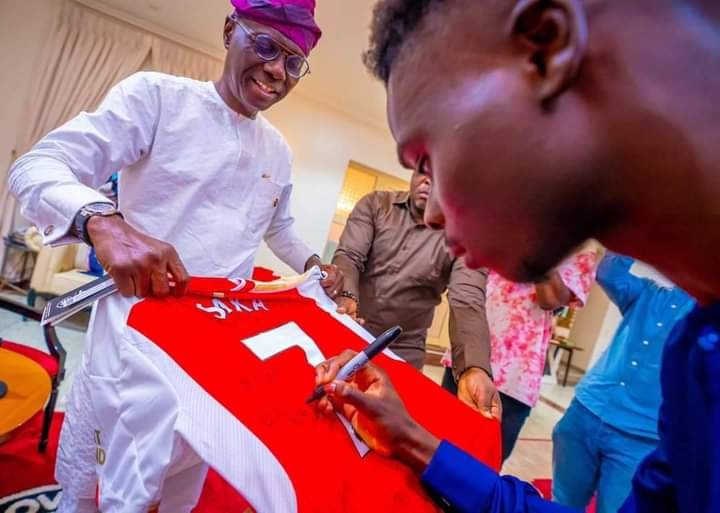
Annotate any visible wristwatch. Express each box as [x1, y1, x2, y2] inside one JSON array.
[[72, 202, 123, 246]]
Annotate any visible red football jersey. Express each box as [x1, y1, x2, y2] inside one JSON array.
[[126, 269, 501, 513]]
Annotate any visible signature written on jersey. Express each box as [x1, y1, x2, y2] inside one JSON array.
[[196, 298, 270, 320]]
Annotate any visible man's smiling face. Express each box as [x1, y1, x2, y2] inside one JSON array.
[[223, 16, 303, 116]]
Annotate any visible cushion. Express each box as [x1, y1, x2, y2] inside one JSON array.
[[72, 244, 90, 272], [49, 270, 96, 296], [0, 341, 58, 377]]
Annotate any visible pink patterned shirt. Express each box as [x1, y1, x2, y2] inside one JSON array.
[[488, 251, 597, 406]]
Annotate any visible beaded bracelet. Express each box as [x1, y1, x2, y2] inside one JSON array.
[[338, 290, 359, 304]]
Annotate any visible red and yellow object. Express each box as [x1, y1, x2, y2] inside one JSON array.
[[0, 348, 51, 438]]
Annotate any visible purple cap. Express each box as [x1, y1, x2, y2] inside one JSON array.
[[231, 0, 322, 56]]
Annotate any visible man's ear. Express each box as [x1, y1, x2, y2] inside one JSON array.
[[509, 0, 588, 105], [223, 16, 234, 49]]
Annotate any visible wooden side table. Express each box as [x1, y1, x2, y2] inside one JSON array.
[[548, 339, 584, 386], [0, 236, 38, 294]]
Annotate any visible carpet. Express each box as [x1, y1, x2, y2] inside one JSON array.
[[0, 411, 253, 512]]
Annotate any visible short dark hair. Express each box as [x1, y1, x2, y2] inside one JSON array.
[[363, 0, 444, 83]]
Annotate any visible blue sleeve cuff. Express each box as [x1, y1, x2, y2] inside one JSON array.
[[597, 253, 633, 282], [421, 440, 498, 513]]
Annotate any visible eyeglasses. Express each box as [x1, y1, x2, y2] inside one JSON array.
[[231, 18, 311, 79]]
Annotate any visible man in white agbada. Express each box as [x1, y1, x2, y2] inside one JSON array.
[[8, 1, 342, 511]]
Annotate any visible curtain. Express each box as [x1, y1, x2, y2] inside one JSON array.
[[0, 0, 227, 236], [0, 0, 152, 235], [150, 37, 224, 82]]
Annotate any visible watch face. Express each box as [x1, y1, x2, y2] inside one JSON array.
[[85, 203, 115, 215]]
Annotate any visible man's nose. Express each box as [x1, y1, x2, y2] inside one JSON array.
[[424, 192, 445, 230], [264, 56, 286, 81]]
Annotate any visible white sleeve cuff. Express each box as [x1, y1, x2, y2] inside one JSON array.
[[36, 184, 114, 246]]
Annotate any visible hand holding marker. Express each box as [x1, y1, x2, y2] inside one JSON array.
[[306, 326, 403, 403]]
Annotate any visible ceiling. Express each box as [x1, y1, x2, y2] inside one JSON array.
[[86, 0, 389, 129]]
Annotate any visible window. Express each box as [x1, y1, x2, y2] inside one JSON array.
[[322, 162, 408, 263]]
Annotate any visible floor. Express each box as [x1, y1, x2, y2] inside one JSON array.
[[3, 294, 581, 482], [503, 401, 561, 481], [540, 381, 579, 411]]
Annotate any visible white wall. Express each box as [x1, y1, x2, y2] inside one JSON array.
[[588, 300, 621, 366], [259, 96, 404, 273], [567, 284, 621, 371]]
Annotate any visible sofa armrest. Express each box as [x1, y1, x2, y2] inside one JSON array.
[[30, 245, 81, 295]]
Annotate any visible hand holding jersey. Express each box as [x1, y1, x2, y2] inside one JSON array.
[[89, 217, 343, 300], [335, 295, 365, 324], [456, 368, 502, 420], [88, 215, 190, 298], [305, 254, 344, 299]]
